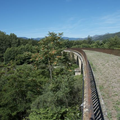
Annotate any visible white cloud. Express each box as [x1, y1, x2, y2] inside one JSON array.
[[100, 11, 120, 24], [81, 11, 120, 36], [15, 11, 120, 38]]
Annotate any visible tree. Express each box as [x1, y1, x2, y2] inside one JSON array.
[[103, 35, 120, 49], [87, 35, 93, 45], [29, 73, 83, 120], [31, 32, 63, 80], [4, 44, 38, 64], [0, 64, 46, 120], [0, 31, 39, 62], [0, 31, 9, 61]]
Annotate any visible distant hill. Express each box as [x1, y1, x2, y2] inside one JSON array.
[[20, 37, 85, 41], [62, 37, 85, 40], [92, 32, 120, 41], [19, 37, 43, 40], [20, 31, 120, 41], [65, 32, 120, 41], [31, 38, 43, 40]]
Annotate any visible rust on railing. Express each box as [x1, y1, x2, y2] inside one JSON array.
[[82, 48, 120, 56]]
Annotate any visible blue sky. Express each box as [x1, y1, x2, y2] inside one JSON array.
[[0, 0, 120, 38]]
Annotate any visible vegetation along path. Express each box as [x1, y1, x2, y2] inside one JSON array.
[[84, 50, 120, 120]]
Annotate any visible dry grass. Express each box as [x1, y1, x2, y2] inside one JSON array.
[[84, 50, 120, 120]]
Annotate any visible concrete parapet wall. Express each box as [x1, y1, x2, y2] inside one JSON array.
[[64, 48, 105, 120], [64, 49, 94, 119]]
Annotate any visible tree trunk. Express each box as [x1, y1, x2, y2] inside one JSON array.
[[48, 59, 53, 80]]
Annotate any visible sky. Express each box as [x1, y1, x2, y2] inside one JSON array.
[[0, 0, 120, 38]]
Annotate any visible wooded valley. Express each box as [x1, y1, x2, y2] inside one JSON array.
[[0, 31, 120, 120]]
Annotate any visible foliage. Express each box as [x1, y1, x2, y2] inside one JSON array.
[[103, 35, 120, 49], [0, 31, 84, 120], [15, 52, 32, 65], [4, 44, 38, 64], [0, 59, 82, 120], [31, 32, 66, 79], [69, 35, 120, 49], [28, 73, 83, 120], [0, 31, 38, 62], [0, 63, 48, 120]]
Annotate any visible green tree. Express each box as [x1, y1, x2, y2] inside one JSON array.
[[87, 35, 93, 45], [4, 44, 38, 64], [29, 73, 83, 120], [0, 64, 47, 120], [9, 33, 18, 47], [0, 31, 39, 62], [0, 31, 9, 61], [31, 32, 63, 80]]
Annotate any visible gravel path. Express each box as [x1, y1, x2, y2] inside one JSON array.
[[84, 50, 120, 120]]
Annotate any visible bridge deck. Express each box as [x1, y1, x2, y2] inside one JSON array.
[[84, 50, 120, 120]]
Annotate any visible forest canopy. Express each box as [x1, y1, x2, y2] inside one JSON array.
[[0, 31, 83, 120], [0, 30, 120, 119]]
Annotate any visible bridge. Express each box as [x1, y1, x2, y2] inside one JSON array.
[[64, 48, 120, 120], [64, 48, 111, 120]]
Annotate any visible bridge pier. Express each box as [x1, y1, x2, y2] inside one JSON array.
[[63, 50, 83, 75]]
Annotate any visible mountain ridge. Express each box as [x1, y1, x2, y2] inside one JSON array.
[[19, 31, 120, 41]]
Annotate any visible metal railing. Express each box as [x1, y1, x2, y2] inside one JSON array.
[[65, 48, 104, 120]]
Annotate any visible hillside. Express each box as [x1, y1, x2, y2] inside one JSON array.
[[92, 31, 120, 41], [19, 31, 120, 41]]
